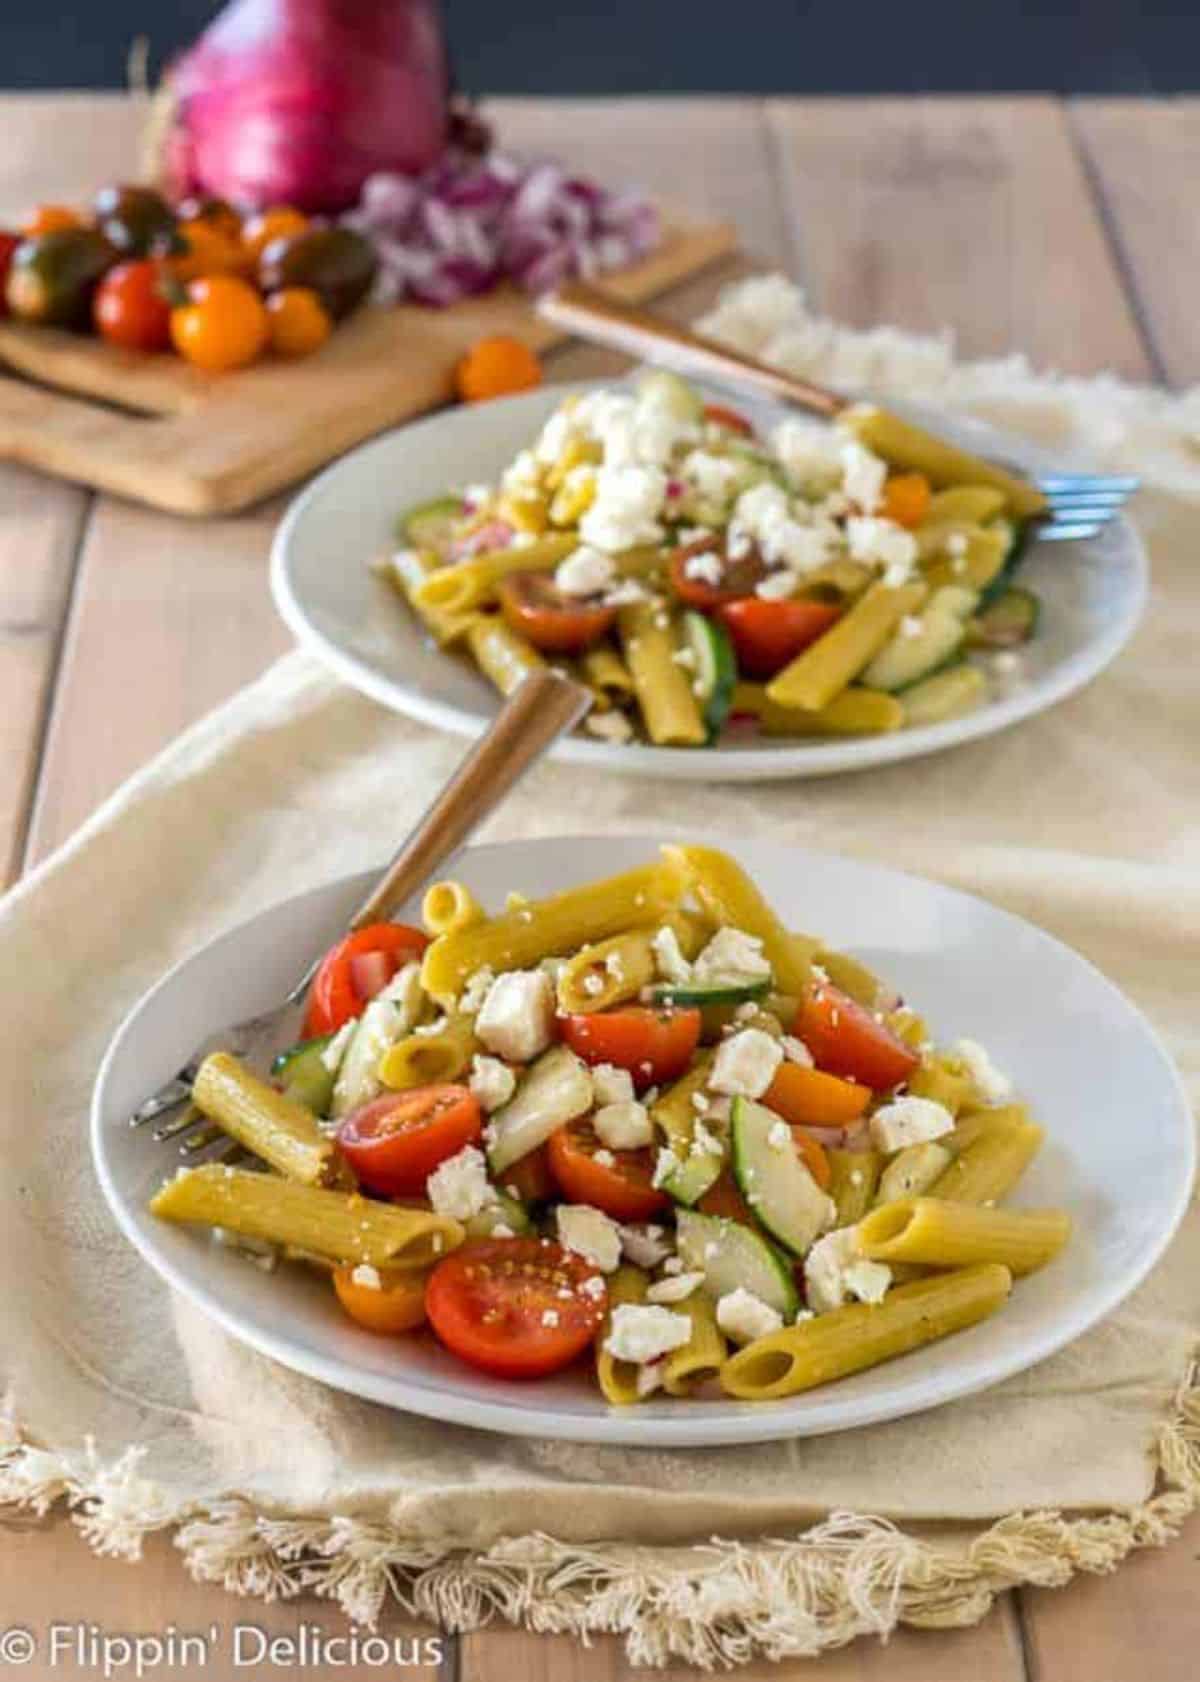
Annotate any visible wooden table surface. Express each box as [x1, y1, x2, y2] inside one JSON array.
[[1, 92, 1196, 1681]]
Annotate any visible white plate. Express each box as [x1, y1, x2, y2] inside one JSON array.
[[92, 835, 1191, 1447], [270, 384, 1147, 782]]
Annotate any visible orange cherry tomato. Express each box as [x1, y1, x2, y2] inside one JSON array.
[[336, 1085, 483, 1199], [881, 472, 932, 529], [266, 286, 332, 358], [169, 275, 269, 372], [762, 1061, 870, 1129], [496, 571, 616, 654], [176, 195, 243, 242], [547, 1118, 668, 1223], [718, 597, 842, 679], [304, 923, 430, 1037], [696, 1168, 756, 1224], [333, 1264, 428, 1334], [22, 204, 83, 238], [703, 401, 755, 438], [168, 219, 247, 282], [559, 1005, 702, 1092], [425, 1236, 606, 1379], [456, 335, 542, 403], [667, 537, 765, 610], [793, 983, 919, 1092], [788, 1126, 832, 1190], [241, 206, 310, 264], [497, 1142, 556, 1204], [93, 259, 172, 351]]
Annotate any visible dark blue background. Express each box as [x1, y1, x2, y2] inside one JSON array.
[[4, 2, 1197, 92]]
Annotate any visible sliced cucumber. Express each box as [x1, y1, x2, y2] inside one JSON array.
[[928, 584, 981, 621], [330, 964, 424, 1118], [965, 586, 1040, 649], [271, 1035, 335, 1117], [651, 977, 769, 1008], [730, 1096, 834, 1256], [681, 610, 737, 737], [977, 517, 1032, 606], [635, 368, 704, 426], [861, 605, 965, 693], [463, 1189, 532, 1240], [676, 1208, 799, 1319], [900, 662, 987, 726], [399, 495, 465, 559], [486, 1045, 594, 1175]]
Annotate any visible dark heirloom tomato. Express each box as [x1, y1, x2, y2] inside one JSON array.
[[718, 597, 842, 679], [496, 571, 616, 654], [336, 1085, 482, 1198], [793, 983, 919, 1092], [667, 538, 765, 610], [547, 1118, 668, 1222], [425, 1237, 607, 1379], [559, 1005, 702, 1090], [304, 922, 429, 1036]]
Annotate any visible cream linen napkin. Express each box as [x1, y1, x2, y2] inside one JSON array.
[[2, 279, 1199, 1667]]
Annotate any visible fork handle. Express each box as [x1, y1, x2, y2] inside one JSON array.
[[538, 281, 847, 419], [346, 669, 592, 934]]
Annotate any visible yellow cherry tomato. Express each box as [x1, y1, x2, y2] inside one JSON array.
[[169, 274, 269, 373], [168, 219, 248, 282], [241, 206, 310, 264], [332, 1264, 428, 1335], [266, 286, 332, 358]]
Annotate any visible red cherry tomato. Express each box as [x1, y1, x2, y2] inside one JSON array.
[[547, 1118, 668, 1222], [496, 572, 617, 654], [0, 231, 21, 318], [93, 259, 172, 351], [793, 983, 919, 1092], [703, 401, 755, 438], [718, 597, 842, 678], [667, 538, 765, 610], [559, 1005, 702, 1091], [336, 1085, 482, 1198], [304, 923, 429, 1036], [496, 1142, 555, 1203], [425, 1237, 607, 1379]]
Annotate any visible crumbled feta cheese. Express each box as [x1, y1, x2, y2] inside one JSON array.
[[845, 516, 919, 584], [580, 1273, 607, 1301], [766, 1118, 792, 1151], [594, 1100, 654, 1151], [320, 1018, 357, 1071], [555, 545, 617, 598], [458, 966, 496, 1017], [869, 1096, 955, 1153], [953, 1038, 1013, 1105], [620, 1223, 672, 1268], [693, 926, 772, 985], [780, 1034, 814, 1067], [533, 405, 579, 465], [990, 650, 1023, 677], [491, 1222, 515, 1239], [468, 1054, 517, 1113], [898, 614, 924, 639], [728, 481, 832, 573], [585, 711, 635, 744], [593, 1147, 616, 1168], [771, 417, 844, 493], [636, 1359, 666, 1397], [840, 440, 888, 512], [716, 1287, 784, 1345], [603, 1303, 692, 1364], [651, 925, 693, 985], [581, 972, 606, 997], [426, 1145, 497, 1222], [591, 1062, 635, 1107], [652, 1146, 680, 1188], [804, 1226, 873, 1313], [557, 1203, 622, 1273], [501, 448, 541, 496], [945, 530, 969, 557], [842, 1259, 892, 1305], [755, 569, 799, 601], [541, 1308, 560, 1328], [709, 1028, 783, 1099], [476, 969, 555, 1063], [350, 1263, 382, 1291], [682, 550, 725, 586], [682, 448, 743, 506], [579, 463, 667, 552], [690, 1115, 725, 1159], [647, 1270, 705, 1304]]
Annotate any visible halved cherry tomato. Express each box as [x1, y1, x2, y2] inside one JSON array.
[[703, 401, 755, 438], [697, 1168, 755, 1224], [333, 1264, 428, 1334], [304, 923, 429, 1036], [668, 538, 764, 610], [547, 1118, 668, 1222], [718, 597, 842, 678], [763, 1061, 869, 1128], [425, 1236, 606, 1379], [559, 1005, 702, 1091], [496, 572, 616, 654], [789, 1126, 832, 1190], [793, 983, 919, 1092], [881, 472, 932, 529], [93, 259, 172, 350], [498, 1142, 555, 1203], [336, 1084, 482, 1198]]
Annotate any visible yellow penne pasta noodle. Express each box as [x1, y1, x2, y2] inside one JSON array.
[[826, 1149, 882, 1226], [414, 534, 576, 614], [733, 683, 904, 738], [579, 642, 635, 702], [885, 1007, 929, 1049], [595, 1265, 650, 1406], [378, 1013, 478, 1090], [799, 558, 875, 597], [384, 552, 476, 648], [420, 863, 680, 1001], [663, 1292, 726, 1395], [932, 1110, 1044, 1205], [921, 526, 1010, 592], [555, 927, 656, 1014], [464, 615, 545, 696], [908, 1057, 974, 1116], [858, 1197, 1071, 1276], [650, 1051, 723, 1199], [922, 486, 1008, 526], [874, 1141, 954, 1205], [618, 600, 707, 746], [150, 1165, 463, 1269], [421, 879, 485, 938], [839, 404, 1048, 517], [661, 845, 815, 995], [192, 1052, 344, 1187], [720, 1264, 1013, 1400], [814, 947, 892, 1010], [765, 582, 928, 712]]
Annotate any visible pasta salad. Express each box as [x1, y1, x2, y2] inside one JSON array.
[[380, 375, 1043, 750], [150, 847, 1070, 1403]]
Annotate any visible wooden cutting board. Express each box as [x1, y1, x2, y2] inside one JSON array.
[[0, 213, 735, 516]]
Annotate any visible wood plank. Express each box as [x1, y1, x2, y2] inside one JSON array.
[[1070, 97, 1200, 384], [765, 96, 1151, 378]]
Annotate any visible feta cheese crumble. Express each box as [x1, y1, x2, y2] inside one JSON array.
[[716, 1287, 784, 1345], [646, 1270, 705, 1304], [426, 1146, 497, 1222], [840, 440, 888, 512], [651, 925, 692, 985], [804, 1226, 892, 1313], [555, 545, 616, 598], [953, 1038, 1013, 1105], [350, 1264, 383, 1291], [594, 1099, 654, 1151], [693, 927, 771, 985], [869, 1095, 955, 1153], [556, 1203, 622, 1273], [780, 1034, 814, 1067], [620, 1223, 672, 1268], [709, 1028, 783, 1099], [591, 1062, 635, 1107], [579, 463, 667, 553], [603, 1303, 692, 1364], [584, 711, 634, 744], [468, 1054, 517, 1113], [475, 969, 555, 1063]]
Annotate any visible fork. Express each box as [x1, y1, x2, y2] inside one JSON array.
[[538, 282, 1138, 540], [129, 667, 593, 1157]]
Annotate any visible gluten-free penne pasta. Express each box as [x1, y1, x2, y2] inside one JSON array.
[[421, 880, 486, 938], [858, 1197, 1071, 1276], [932, 1111, 1045, 1206], [192, 1052, 346, 1187], [663, 1292, 727, 1395]]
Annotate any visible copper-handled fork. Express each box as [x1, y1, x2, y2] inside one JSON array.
[[539, 282, 1138, 540], [129, 668, 593, 1157]]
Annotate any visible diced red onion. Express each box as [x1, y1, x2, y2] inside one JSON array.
[[453, 519, 514, 559]]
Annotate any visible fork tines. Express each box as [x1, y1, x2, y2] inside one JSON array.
[[1033, 472, 1139, 542]]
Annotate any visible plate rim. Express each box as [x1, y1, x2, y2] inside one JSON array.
[[269, 383, 1149, 783], [90, 833, 1194, 1447]]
